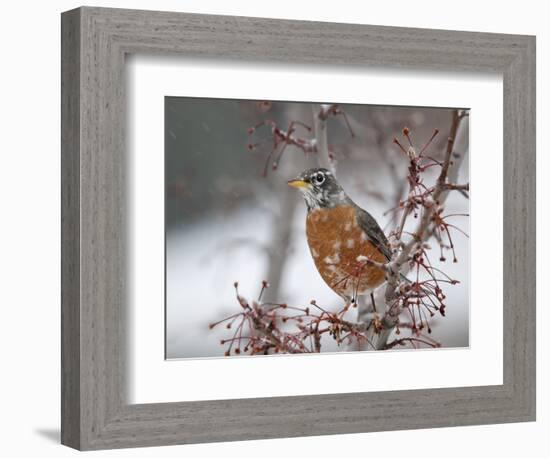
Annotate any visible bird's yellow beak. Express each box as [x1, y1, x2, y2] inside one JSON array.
[[287, 179, 309, 189]]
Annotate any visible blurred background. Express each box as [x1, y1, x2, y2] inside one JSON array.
[[165, 97, 469, 359]]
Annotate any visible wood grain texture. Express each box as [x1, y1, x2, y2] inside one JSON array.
[[61, 6, 536, 450], [60, 8, 81, 449]]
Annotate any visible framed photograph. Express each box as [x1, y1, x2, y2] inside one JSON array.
[[163, 99, 471, 360], [61, 6, 535, 450]]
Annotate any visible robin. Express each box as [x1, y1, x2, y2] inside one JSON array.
[[288, 167, 391, 307]]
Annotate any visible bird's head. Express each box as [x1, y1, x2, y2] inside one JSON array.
[[287, 168, 350, 210]]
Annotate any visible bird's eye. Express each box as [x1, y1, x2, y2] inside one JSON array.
[[314, 173, 325, 184]]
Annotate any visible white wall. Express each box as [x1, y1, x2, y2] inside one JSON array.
[[0, 0, 545, 456]]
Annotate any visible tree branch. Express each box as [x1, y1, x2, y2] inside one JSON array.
[[312, 104, 333, 171], [370, 109, 468, 350]]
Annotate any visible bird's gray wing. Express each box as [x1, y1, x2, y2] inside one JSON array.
[[354, 206, 392, 261]]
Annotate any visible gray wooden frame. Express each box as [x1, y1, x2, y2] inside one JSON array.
[[61, 6, 536, 451]]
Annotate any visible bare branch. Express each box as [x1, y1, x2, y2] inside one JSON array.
[[312, 104, 332, 171], [371, 109, 468, 349]]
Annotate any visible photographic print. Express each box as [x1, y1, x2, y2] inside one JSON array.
[[165, 98, 469, 359]]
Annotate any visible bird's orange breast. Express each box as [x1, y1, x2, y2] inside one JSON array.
[[306, 205, 386, 299]]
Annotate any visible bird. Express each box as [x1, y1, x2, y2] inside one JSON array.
[[288, 167, 391, 307]]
